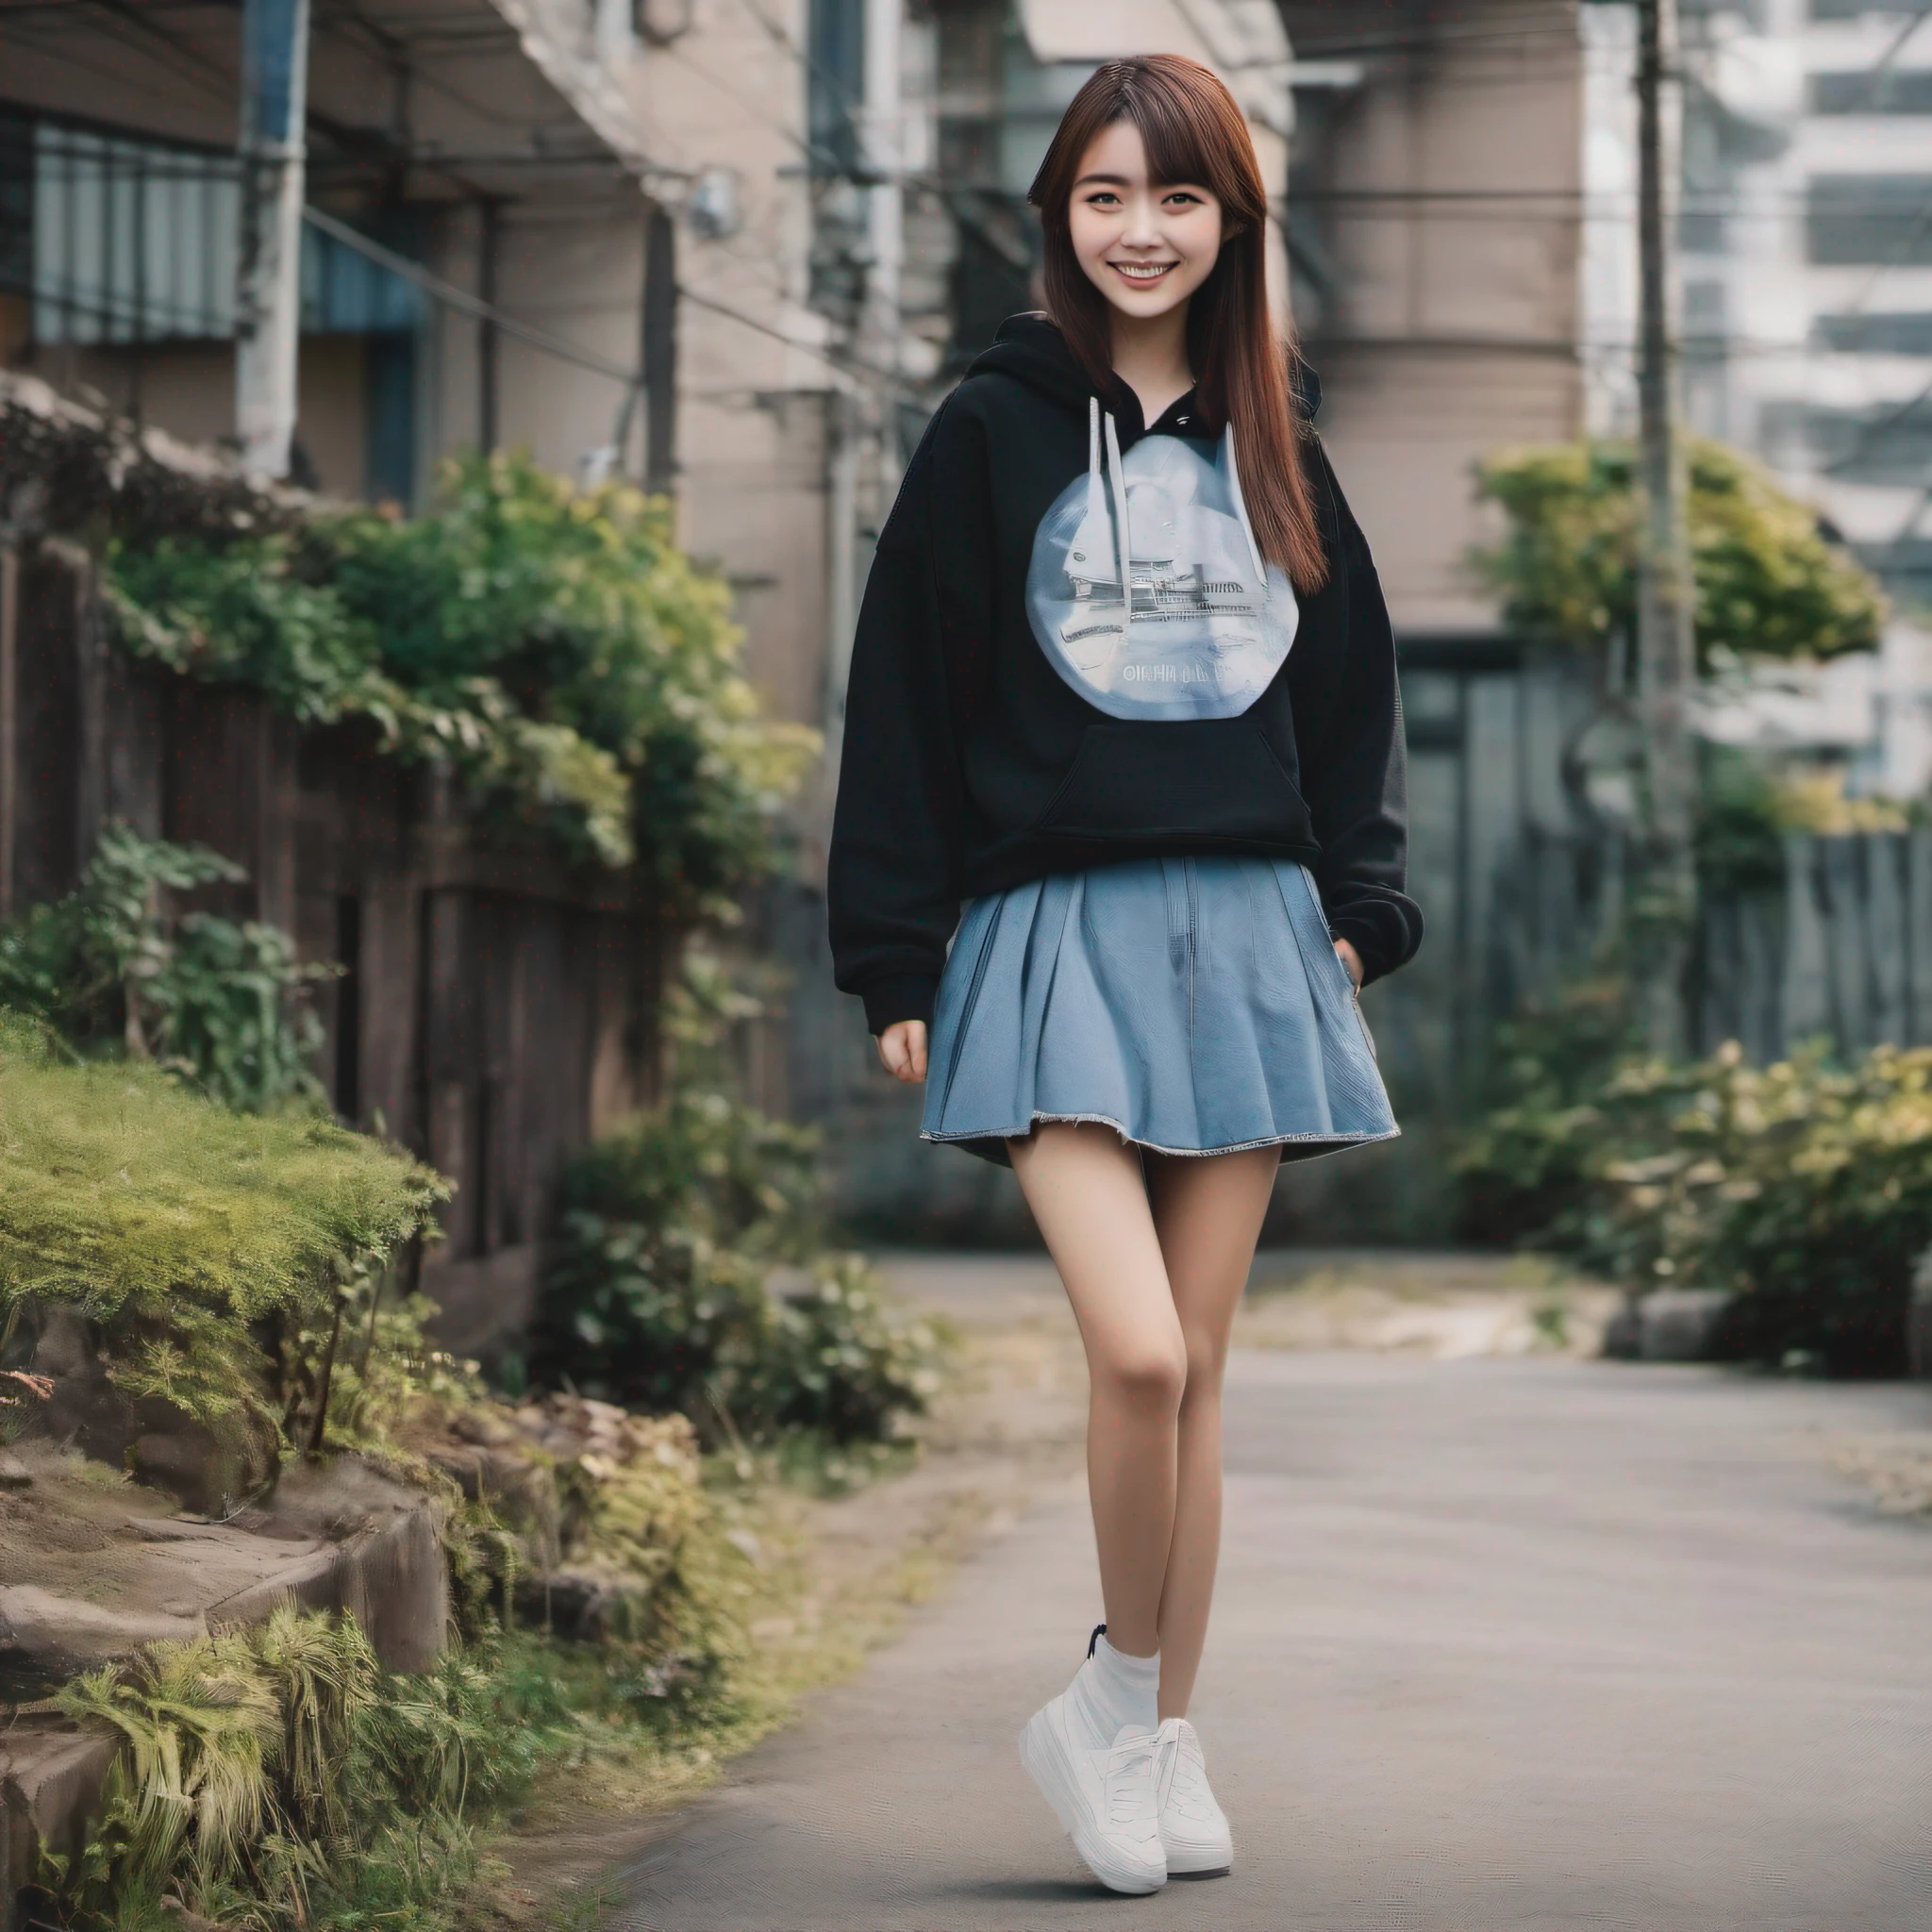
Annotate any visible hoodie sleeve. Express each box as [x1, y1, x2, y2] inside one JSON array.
[[1294, 445, 1424, 987], [826, 398, 991, 1034]]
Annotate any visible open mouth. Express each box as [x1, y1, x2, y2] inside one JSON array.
[[1109, 260, 1178, 285]]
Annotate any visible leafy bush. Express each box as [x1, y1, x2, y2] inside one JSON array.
[[108, 452, 819, 911], [532, 1091, 945, 1444], [0, 824, 331, 1111], [1471, 437, 1886, 667], [1599, 1043, 1932, 1374], [1451, 974, 1642, 1252], [1457, 994, 1932, 1373]]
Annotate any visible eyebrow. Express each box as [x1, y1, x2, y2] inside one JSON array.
[[1074, 173, 1207, 192]]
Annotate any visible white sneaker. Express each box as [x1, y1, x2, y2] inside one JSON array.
[[1020, 1700, 1167, 1894], [1157, 1716, 1233, 1876]]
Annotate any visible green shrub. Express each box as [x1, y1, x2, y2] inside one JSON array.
[[108, 452, 819, 911], [1451, 974, 1642, 1252], [1471, 437, 1886, 667], [1611, 1043, 1932, 1374], [0, 824, 332, 1112], [750, 1253, 946, 1442], [532, 1092, 945, 1445], [1457, 1001, 1932, 1374]]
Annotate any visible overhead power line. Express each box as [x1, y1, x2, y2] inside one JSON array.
[[302, 204, 639, 383], [302, 202, 905, 396]]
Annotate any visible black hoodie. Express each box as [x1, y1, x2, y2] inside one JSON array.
[[827, 313, 1423, 1035]]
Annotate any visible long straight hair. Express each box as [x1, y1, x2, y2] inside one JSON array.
[[1027, 55, 1328, 593]]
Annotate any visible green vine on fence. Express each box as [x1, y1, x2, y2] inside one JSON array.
[[0, 825, 333, 1113], [106, 452, 819, 912]]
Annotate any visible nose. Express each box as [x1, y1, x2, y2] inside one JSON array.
[[1120, 194, 1163, 249]]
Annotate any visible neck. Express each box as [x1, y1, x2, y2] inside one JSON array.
[[1108, 301, 1192, 425]]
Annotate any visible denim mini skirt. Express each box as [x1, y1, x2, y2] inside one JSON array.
[[920, 854, 1398, 1168]]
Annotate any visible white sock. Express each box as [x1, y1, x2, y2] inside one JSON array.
[[1069, 1629, 1159, 1744]]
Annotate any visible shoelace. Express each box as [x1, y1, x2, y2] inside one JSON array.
[[1099, 1737, 1159, 1832], [1161, 1726, 1214, 1819]]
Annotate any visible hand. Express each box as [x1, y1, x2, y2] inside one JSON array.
[[876, 1019, 929, 1083], [1334, 938, 1363, 991]]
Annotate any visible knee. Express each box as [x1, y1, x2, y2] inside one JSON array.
[[1180, 1329, 1228, 1404], [1098, 1341, 1188, 1415]]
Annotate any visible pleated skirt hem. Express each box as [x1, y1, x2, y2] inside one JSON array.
[[919, 855, 1400, 1172], [923, 1109, 1399, 1166]]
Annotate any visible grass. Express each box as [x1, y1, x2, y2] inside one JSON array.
[[28, 1426, 969, 1932], [455, 1441, 994, 1925]]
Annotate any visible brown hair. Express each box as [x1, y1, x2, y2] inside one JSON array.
[[1027, 54, 1328, 592]]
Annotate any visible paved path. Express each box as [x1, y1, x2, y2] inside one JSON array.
[[610, 1283, 1932, 1929]]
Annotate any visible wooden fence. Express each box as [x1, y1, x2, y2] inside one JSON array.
[[0, 538, 675, 1362], [1699, 832, 1932, 1065]]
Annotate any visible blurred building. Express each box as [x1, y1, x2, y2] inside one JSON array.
[[8, 0, 1929, 1250], [1576, 0, 1932, 803]]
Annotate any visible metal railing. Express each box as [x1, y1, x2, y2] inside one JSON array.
[[0, 109, 421, 347]]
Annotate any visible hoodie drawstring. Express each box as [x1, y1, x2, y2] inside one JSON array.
[[1102, 409, 1133, 623], [1084, 396, 1109, 598], [1084, 395, 1268, 631], [1222, 420, 1269, 592]]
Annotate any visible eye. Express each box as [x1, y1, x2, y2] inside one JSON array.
[[1163, 190, 1205, 208], [1084, 190, 1123, 208]]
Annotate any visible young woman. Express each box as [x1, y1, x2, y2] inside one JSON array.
[[827, 54, 1421, 1895]]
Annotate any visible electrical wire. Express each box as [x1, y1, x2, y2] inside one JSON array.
[[301, 204, 640, 381], [659, 38, 837, 175], [301, 200, 906, 396], [722, 0, 858, 120]]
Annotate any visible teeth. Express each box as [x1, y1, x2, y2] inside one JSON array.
[[1114, 263, 1173, 280]]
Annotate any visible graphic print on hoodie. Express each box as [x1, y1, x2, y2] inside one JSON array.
[[1028, 400, 1298, 721], [827, 313, 1424, 1037]]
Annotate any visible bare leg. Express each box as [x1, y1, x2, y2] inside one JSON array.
[[1008, 1122, 1186, 1658], [1143, 1145, 1280, 1719]]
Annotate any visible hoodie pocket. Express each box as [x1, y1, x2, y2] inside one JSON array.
[[1033, 721, 1312, 845]]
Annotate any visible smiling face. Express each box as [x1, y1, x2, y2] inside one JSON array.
[[1067, 118, 1225, 324]]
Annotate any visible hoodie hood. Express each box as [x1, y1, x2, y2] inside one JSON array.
[[966, 312, 1107, 415]]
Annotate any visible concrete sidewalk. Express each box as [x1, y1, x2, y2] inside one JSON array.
[[608, 1286, 1932, 1929]]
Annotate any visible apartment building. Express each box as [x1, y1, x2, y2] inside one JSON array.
[[1574, 0, 1932, 798]]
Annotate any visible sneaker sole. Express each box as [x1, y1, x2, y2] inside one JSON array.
[[1168, 1854, 1233, 1878], [1164, 1827, 1232, 1877], [1019, 1704, 1166, 1895]]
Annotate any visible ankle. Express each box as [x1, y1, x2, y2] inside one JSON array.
[[1082, 1626, 1161, 1736]]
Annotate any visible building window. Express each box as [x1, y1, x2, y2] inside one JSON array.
[[1812, 70, 1932, 115], [1797, 399, 1932, 484], [808, 0, 865, 175], [1814, 311, 1932, 356], [1808, 175, 1932, 265]]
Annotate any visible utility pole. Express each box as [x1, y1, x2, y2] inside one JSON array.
[[1633, 0, 1698, 1053], [824, 0, 901, 740], [236, 0, 312, 478], [860, 0, 904, 480]]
